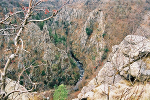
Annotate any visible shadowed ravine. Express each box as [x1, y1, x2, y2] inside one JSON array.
[[70, 50, 84, 90]]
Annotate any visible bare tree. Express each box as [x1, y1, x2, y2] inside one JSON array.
[[0, 0, 69, 99]]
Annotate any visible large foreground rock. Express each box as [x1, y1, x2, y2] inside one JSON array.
[[73, 35, 150, 100], [112, 35, 150, 81], [4, 78, 34, 100]]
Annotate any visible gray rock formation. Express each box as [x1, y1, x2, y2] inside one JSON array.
[[111, 35, 150, 81], [4, 78, 33, 100], [73, 35, 150, 100]]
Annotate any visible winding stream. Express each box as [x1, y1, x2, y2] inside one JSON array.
[[70, 51, 84, 90]]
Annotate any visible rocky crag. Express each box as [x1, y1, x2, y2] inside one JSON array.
[[73, 35, 150, 100], [0, 0, 150, 99]]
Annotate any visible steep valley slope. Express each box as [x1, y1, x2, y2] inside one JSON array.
[[0, 0, 150, 99]]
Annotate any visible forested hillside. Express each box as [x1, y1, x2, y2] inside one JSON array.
[[0, 0, 150, 99]]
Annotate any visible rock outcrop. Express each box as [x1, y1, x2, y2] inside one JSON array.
[[4, 78, 33, 100], [111, 35, 150, 81], [73, 35, 150, 100], [52, 6, 106, 74], [0, 0, 149, 99]]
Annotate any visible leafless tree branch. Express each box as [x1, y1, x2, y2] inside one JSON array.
[[0, 0, 69, 99]]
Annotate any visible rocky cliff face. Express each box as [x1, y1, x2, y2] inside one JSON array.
[[50, 3, 107, 81], [0, 0, 107, 98], [18, 23, 81, 90], [0, 0, 150, 99], [46, 0, 149, 92], [73, 35, 150, 100]]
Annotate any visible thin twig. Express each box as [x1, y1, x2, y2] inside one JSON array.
[[0, 27, 21, 32], [28, 0, 70, 22], [0, 11, 24, 24]]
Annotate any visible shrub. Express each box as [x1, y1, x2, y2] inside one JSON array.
[[41, 70, 46, 76], [53, 84, 68, 100], [65, 28, 69, 35], [102, 33, 106, 38], [63, 21, 69, 29], [101, 47, 109, 61], [26, 69, 30, 75], [55, 54, 60, 60], [35, 14, 40, 20], [11, 19, 17, 24], [0, 42, 4, 49], [85, 0, 90, 5], [41, 59, 46, 64], [19, 81, 24, 85], [86, 27, 93, 36], [73, 72, 80, 82], [38, 21, 44, 30], [53, 33, 66, 45], [55, 21, 59, 26], [70, 58, 76, 68], [44, 80, 47, 85], [92, 56, 95, 60], [20, 76, 24, 79], [34, 48, 38, 54], [104, 47, 109, 53], [48, 80, 56, 88], [101, 53, 107, 61], [48, 28, 52, 36], [62, 21, 70, 35]]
